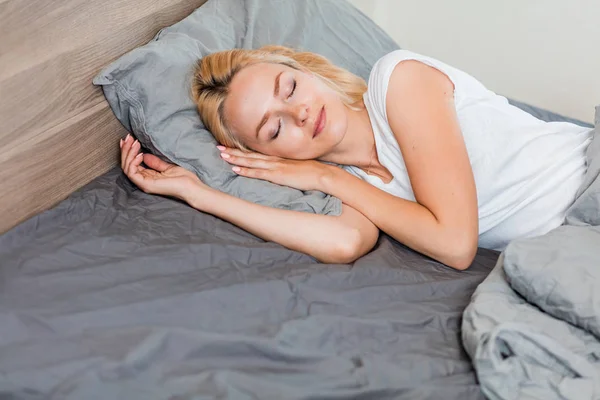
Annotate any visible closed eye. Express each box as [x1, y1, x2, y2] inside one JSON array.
[[270, 79, 295, 140], [272, 120, 281, 140]]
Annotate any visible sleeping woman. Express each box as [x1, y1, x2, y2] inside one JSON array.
[[119, 46, 593, 270]]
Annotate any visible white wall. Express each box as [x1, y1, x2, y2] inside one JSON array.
[[348, 0, 599, 123]]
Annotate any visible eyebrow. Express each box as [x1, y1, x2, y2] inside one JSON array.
[[255, 71, 284, 139]]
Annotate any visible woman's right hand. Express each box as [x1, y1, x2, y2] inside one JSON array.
[[120, 134, 206, 202]]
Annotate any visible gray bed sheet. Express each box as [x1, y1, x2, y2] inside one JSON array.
[[0, 105, 590, 400], [462, 111, 599, 400], [0, 169, 496, 400]]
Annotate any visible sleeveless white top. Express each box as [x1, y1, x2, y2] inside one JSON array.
[[344, 50, 593, 250]]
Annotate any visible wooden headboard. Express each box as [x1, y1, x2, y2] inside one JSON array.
[[0, 0, 208, 234]]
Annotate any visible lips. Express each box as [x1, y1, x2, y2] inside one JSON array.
[[313, 106, 326, 138]]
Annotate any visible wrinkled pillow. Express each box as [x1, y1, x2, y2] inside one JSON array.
[[93, 0, 400, 215]]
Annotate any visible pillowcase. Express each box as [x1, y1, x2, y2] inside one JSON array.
[[507, 99, 594, 128], [93, 0, 400, 215], [563, 104, 599, 226]]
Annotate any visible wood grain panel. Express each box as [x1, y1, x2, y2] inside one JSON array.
[[0, 102, 126, 233], [0, 0, 208, 233], [0, 0, 206, 80], [0, 0, 208, 147]]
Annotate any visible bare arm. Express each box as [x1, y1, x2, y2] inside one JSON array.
[[119, 134, 378, 264], [321, 168, 476, 269], [186, 185, 379, 264], [321, 60, 478, 270]]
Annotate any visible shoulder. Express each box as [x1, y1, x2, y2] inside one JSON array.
[[367, 50, 416, 87], [386, 57, 455, 110], [365, 50, 413, 116], [368, 50, 451, 84], [366, 50, 455, 119], [385, 57, 460, 142]]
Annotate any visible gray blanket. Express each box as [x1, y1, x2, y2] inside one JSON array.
[[0, 169, 498, 400], [462, 111, 600, 400]]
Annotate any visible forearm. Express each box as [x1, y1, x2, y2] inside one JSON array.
[[185, 184, 378, 264], [320, 167, 477, 269]]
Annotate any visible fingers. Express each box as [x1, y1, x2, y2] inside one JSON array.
[[220, 152, 277, 170], [143, 154, 172, 172], [119, 134, 142, 176], [218, 146, 276, 160], [120, 134, 130, 168], [129, 153, 144, 177], [120, 134, 139, 169], [231, 166, 270, 180], [126, 154, 149, 190], [120, 134, 133, 168], [125, 141, 141, 175], [124, 148, 142, 176]]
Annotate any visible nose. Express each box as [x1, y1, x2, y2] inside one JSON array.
[[291, 103, 309, 127]]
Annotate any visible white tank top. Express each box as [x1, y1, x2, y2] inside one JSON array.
[[344, 50, 593, 250]]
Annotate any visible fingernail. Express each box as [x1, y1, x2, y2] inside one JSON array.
[[136, 153, 143, 158], [134, 140, 139, 146], [220, 152, 230, 159], [125, 134, 131, 141], [119, 139, 123, 147], [232, 167, 241, 173], [217, 145, 225, 150]]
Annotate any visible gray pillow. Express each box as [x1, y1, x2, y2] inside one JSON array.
[[93, 0, 399, 215], [564, 105, 600, 226]]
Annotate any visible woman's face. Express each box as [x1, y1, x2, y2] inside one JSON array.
[[223, 62, 349, 159]]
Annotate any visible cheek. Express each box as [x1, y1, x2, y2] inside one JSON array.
[[271, 132, 315, 159], [278, 129, 305, 153], [328, 102, 348, 138]]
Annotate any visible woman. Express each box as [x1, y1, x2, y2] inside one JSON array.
[[119, 46, 592, 270]]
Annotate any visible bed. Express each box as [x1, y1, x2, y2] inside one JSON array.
[[0, 0, 594, 399]]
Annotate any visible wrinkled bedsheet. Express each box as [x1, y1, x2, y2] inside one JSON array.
[[462, 115, 600, 400], [0, 169, 499, 400]]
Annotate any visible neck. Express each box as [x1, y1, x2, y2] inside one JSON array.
[[319, 102, 375, 169]]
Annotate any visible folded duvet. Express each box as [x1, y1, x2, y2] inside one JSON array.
[[462, 117, 600, 400]]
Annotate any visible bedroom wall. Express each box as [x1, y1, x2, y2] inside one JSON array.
[[348, 0, 599, 123]]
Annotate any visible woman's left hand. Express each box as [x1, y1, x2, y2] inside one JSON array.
[[218, 146, 330, 192]]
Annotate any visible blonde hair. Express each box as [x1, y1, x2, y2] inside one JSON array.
[[191, 45, 367, 150]]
